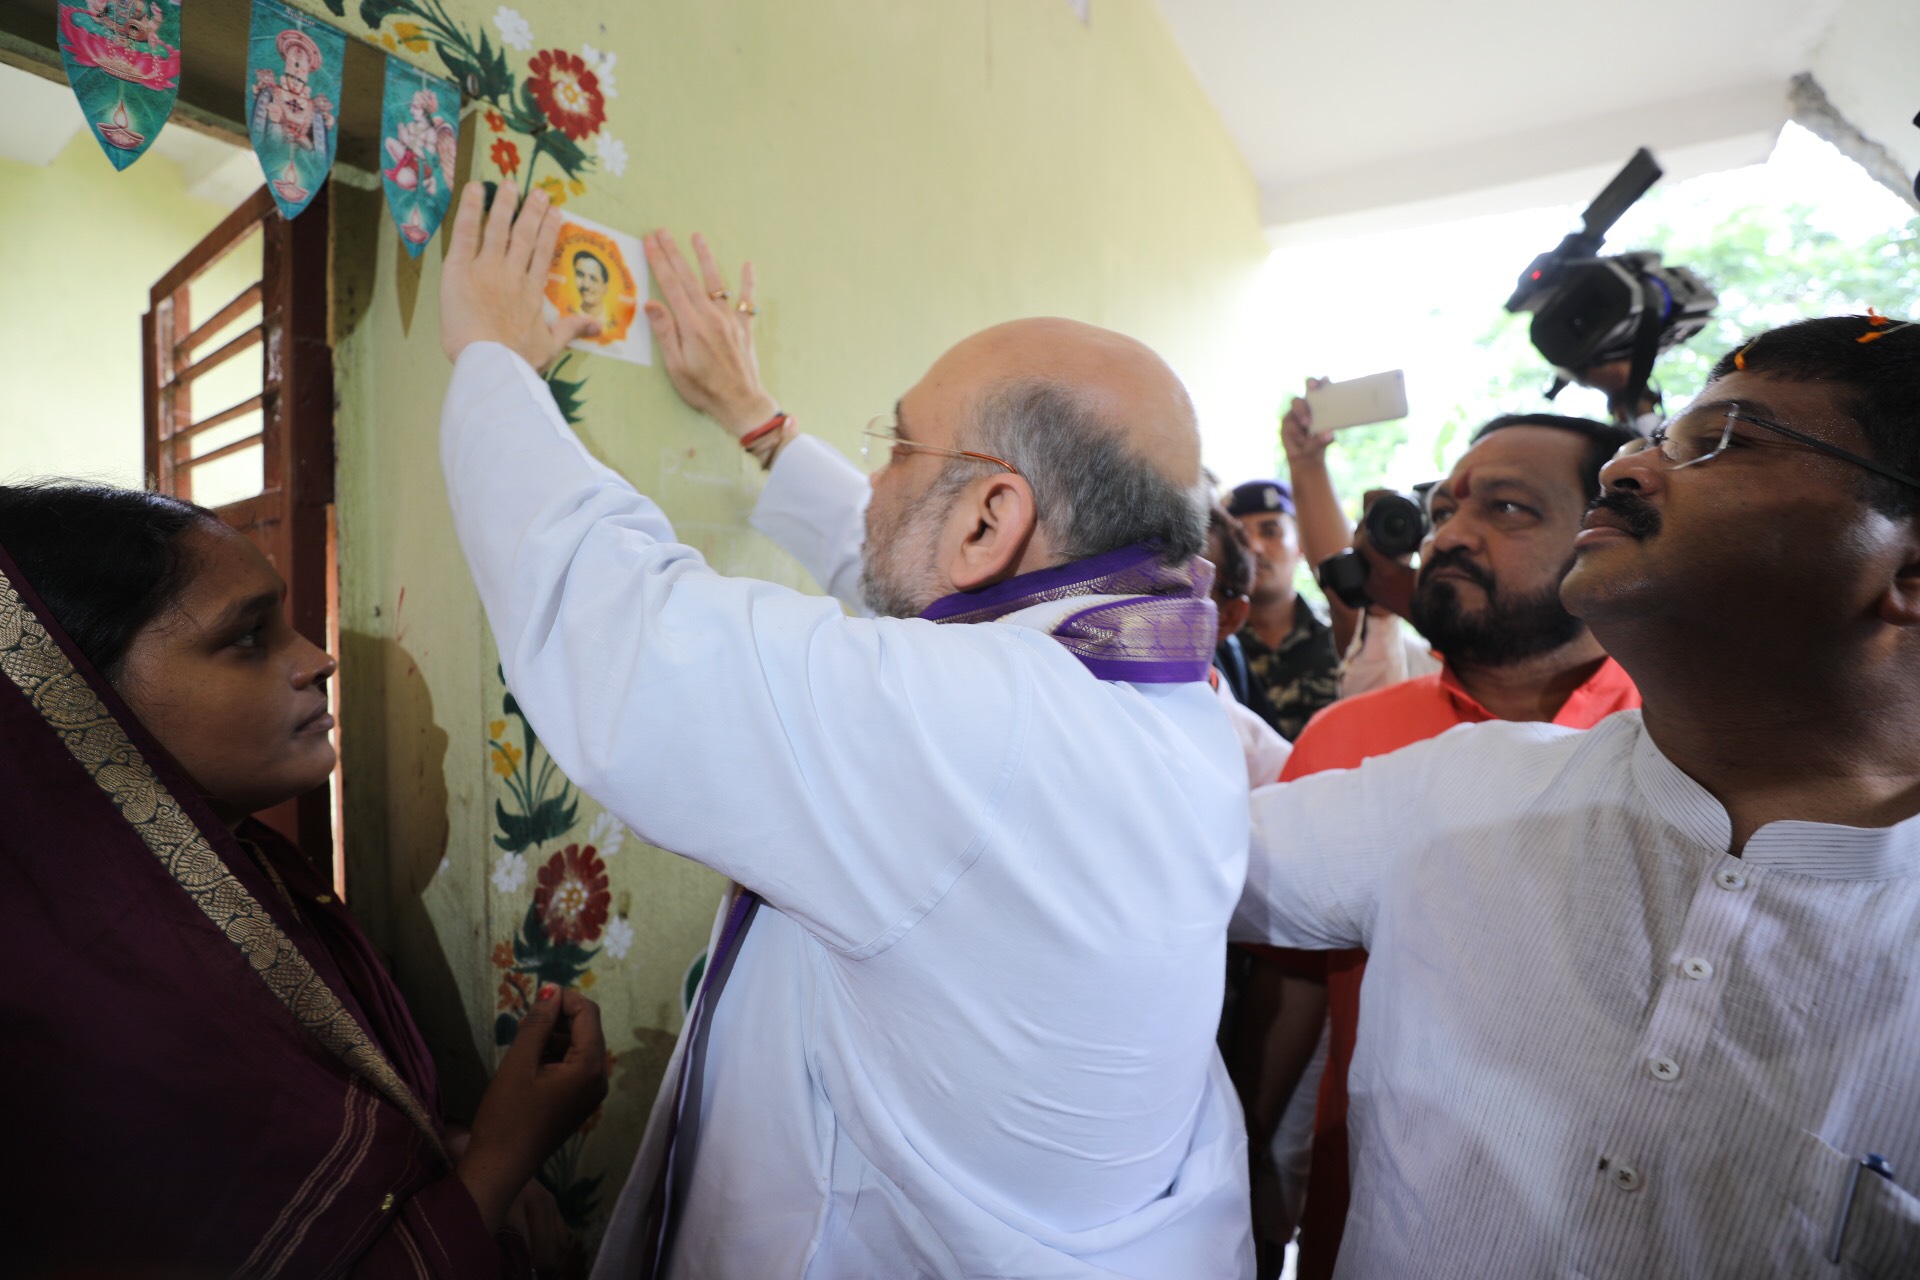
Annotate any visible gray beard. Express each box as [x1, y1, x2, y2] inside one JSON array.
[[858, 497, 955, 619], [859, 553, 938, 619]]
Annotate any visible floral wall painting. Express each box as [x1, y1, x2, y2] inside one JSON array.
[[56, 0, 183, 170], [379, 58, 459, 256], [318, 0, 630, 408], [329, 0, 613, 197], [544, 212, 652, 366], [485, 674, 642, 1231], [488, 676, 578, 856], [247, 0, 344, 219]]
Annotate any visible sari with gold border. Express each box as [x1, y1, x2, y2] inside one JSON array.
[[0, 546, 529, 1279]]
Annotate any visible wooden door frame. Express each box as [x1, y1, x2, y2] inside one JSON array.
[[143, 184, 340, 873]]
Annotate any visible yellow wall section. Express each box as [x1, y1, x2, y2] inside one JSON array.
[[325, 0, 1267, 1236], [0, 131, 255, 488]]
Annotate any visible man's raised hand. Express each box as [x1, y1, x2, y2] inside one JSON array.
[[440, 181, 599, 370], [1281, 376, 1334, 467], [641, 230, 780, 438]]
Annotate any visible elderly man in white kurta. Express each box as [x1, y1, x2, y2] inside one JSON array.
[[1238, 317, 1920, 1277], [436, 185, 1253, 1278]]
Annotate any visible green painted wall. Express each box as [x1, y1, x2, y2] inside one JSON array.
[[323, 0, 1267, 1237], [0, 130, 255, 489]]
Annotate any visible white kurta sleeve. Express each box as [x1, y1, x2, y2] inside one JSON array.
[[1216, 677, 1292, 787], [440, 344, 1028, 954], [1232, 752, 1413, 950], [749, 433, 872, 613]]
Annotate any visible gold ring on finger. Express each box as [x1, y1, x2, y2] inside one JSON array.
[[709, 290, 731, 302], [736, 302, 758, 316]]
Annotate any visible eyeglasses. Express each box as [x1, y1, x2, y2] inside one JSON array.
[[1619, 404, 1920, 492], [860, 413, 1020, 475]]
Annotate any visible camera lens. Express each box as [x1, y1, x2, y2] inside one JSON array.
[[1363, 493, 1429, 559]]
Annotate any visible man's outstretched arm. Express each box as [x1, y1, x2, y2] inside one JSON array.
[[435, 183, 1025, 954], [1233, 761, 1405, 952]]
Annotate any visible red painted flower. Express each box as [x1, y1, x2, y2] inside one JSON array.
[[535, 843, 611, 944], [525, 49, 606, 141], [484, 108, 507, 133], [489, 136, 520, 176]]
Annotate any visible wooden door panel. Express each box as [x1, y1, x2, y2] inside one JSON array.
[[143, 184, 338, 876]]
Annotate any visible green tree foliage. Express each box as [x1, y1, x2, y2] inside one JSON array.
[[1448, 203, 1920, 474]]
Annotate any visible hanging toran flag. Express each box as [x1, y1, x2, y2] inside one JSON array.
[[378, 57, 460, 256], [56, 0, 184, 170], [246, 0, 344, 220]]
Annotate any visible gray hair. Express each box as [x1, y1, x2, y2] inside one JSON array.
[[956, 379, 1207, 566]]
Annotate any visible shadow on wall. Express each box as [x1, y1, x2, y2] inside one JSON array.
[[339, 630, 489, 1119]]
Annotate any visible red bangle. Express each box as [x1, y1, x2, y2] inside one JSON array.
[[739, 413, 789, 449]]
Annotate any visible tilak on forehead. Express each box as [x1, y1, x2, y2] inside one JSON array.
[[1733, 309, 1916, 371]]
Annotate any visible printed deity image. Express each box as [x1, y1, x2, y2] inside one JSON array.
[[55, 0, 183, 170], [543, 213, 652, 366], [380, 60, 460, 256], [246, 0, 344, 220]]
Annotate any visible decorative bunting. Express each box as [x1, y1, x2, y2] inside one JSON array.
[[246, 0, 344, 220], [56, 0, 184, 170], [379, 58, 460, 256]]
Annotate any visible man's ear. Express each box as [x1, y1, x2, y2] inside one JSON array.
[[946, 474, 1039, 593], [1876, 522, 1920, 628], [1218, 595, 1250, 637]]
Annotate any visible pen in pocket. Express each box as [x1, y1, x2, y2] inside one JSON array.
[[1827, 1152, 1897, 1264]]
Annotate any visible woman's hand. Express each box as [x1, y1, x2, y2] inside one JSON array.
[[641, 230, 780, 438], [504, 1178, 570, 1272], [440, 181, 600, 371], [457, 985, 608, 1230]]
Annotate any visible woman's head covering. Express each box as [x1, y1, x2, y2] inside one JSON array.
[[0, 541, 453, 1275]]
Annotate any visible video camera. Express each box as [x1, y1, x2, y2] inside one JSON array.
[[1505, 148, 1717, 417], [1316, 489, 1430, 610]]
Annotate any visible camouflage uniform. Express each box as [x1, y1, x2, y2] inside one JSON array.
[[1237, 596, 1342, 741]]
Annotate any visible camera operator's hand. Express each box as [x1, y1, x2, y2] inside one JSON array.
[[1353, 489, 1418, 622], [1280, 377, 1333, 468], [1573, 358, 1661, 426]]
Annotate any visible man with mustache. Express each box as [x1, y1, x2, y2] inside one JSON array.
[[1225, 477, 1342, 741], [1238, 314, 1920, 1276], [1238, 411, 1641, 1278], [436, 187, 1254, 1279]]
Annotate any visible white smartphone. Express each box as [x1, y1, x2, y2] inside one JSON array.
[[1305, 370, 1409, 433]]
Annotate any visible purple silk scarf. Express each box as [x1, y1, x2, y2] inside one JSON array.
[[0, 546, 522, 1279], [919, 542, 1218, 683]]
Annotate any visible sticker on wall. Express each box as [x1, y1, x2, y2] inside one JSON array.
[[542, 212, 652, 366], [379, 57, 460, 256], [246, 0, 344, 220], [56, 0, 184, 170]]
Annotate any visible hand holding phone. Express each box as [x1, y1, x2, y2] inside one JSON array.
[[1304, 370, 1408, 434]]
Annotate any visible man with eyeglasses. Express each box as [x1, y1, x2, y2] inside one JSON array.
[[1236, 314, 1920, 1276], [1230, 411, 1642, 1279], [435, 188, 1256, 1279]]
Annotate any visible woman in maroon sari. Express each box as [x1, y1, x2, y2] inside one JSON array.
[[0, 483, 607, 1278]]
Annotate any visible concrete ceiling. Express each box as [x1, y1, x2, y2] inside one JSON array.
[[0, 58, 260, 206], [1154, 0, 1873, 241]]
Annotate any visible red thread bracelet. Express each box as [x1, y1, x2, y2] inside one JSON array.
[[739, 412, 789, 449]]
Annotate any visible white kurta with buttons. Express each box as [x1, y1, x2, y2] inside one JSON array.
[[1236, 713, 1920, 1278], [440, 345, 1256, 1279]]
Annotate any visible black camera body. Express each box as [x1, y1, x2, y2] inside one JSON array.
[[1526, 251, 1716, 374], [1506, 148, 1717, 413], [1316, 491, 1429, 610]]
